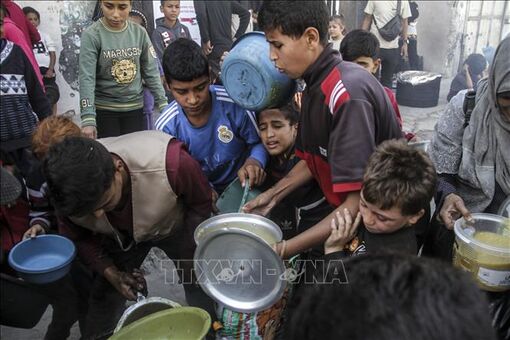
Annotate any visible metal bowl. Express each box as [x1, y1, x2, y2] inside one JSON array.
[[194, 213, 282, 246], [194, 228, 286, 313]]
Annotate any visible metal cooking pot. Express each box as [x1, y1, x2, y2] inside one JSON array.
[[194, 213, 283, 246]]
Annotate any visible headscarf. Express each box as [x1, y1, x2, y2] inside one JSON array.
[[456, 37, 510, 212]]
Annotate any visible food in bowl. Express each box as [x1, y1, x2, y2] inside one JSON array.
[[453, 214, 510, 292]]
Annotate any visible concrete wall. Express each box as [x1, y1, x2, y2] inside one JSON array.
[[417, 1, 467, 77]]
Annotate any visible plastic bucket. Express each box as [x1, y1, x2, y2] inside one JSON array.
[[8, 235, 76, 284], [453, 213, 510, 292], [221, 32, 296, 111], [108, 307, 211, 340], [216, 178, 261, 214]]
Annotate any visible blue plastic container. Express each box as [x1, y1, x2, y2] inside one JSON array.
[[221, 32, 296, 111], [8, 235, 76, 284]]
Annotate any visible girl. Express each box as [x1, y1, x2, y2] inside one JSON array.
[[328, 14, 346, 50], [79, 0, 167, 138]]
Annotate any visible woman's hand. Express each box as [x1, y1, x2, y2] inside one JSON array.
[[324, 209, 361, 254], [439, 193, 473, 230]]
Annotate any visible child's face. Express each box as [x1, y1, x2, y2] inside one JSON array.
[[92, 160, 125, 218], [161, 0, 180, 23], [266, 28, 315, 80], [101, 0, 131, 30], [353, 56, 380, 75], [258, 109, 297, 156], [169, 75, 211, 119], [359, 191, 423, 234], [26, 13, 40, 28], [328, 21, 343, 39]]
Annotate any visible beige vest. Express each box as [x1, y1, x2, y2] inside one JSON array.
[[70, 131, 183, 249]]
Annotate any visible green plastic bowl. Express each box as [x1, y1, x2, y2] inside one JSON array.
[[109, 307, 211, 340], [216, 178, 261, 213]]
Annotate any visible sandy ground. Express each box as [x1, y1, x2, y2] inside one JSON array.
[[0, 78, 453, 340]]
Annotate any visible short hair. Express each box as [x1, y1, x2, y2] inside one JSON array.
[[163, 38, 209, 83], [160, 0, 179, 5], [465, 53, 487, 76], [340, 29, 380, 62], [258, 1, 330, 46], [32, 115, 81, 159], [43, 137, 115, 217], [22, 6, 40, 20], [259, 101, 300, 126], [362, 139, 437, 216], [329, 14, 344, 25], [287, 254, 496, 340]]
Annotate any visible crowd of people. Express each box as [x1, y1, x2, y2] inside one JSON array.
[[1, 0, 509, 340]]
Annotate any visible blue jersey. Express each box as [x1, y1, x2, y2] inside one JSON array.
[[155, 85, 268, 192]]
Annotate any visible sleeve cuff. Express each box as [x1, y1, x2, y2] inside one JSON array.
[[81, 115, 97, 128]]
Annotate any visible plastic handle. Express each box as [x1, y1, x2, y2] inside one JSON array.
[[238, 183, 250, 213]]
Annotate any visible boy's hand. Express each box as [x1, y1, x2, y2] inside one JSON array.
[[23, 224, 46, 240], [243, 187, 276, 216], [438, 193, 473, 230], [82, 126, 97, 139], [104, 266, 147, 301], [238, 158, 266, 188], [324, 209, 361, 255]]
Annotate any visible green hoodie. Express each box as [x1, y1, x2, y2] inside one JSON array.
[[79, 19, 167, 127]]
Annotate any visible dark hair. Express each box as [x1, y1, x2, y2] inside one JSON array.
[[340, 29, 380, 62], [161, 0, 179, 5], [362, 139, 437, 216], [163, 38, 209, 83], [287, 254, 496, 340], [465, 53, 487, 76], [258, 1, 329, 46], [23, 6, 40, 20], [259, 101, 300, 126], [498, 91, 510, 99], [43, 137, 115, 217]]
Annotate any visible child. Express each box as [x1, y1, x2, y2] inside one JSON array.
[[152, 0, 191, 62], [23, 6, 60, 115], [447, 53, 487, 102], [328, 14, 345, 50], [0, 8, 51, 177], [323, 139, 437, 256], [340, 29, 413, 139], [155, 38, 267, 195], [258, 102, 332, 238], [244, 1, 402, 258], [79, 0, 167, 139], [128, 9, 166, 130]]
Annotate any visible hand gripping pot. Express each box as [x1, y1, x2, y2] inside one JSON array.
[[221, 31, 296, 111]]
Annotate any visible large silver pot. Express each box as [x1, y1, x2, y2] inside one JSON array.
[[193, 213, 286, 313], [194, 213, 282, 246]]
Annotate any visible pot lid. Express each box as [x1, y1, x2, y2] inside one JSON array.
[[194, 229, 286, 313]]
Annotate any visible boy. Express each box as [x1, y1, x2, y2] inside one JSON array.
[[23, 6, 60, 115], [43, 131, 216, 338], [328, 14, 345, 50], [323, 139, 437, 256], [155, 38, 267, 194], [151, 0, 191, 62], [244, 1, 402, 258], [340, 29, 408, 134]]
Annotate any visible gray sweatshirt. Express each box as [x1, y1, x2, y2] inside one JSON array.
[[151, 17, 191, 61]]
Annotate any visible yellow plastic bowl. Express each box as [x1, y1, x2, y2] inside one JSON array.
[[109, 307, 211, 340]]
